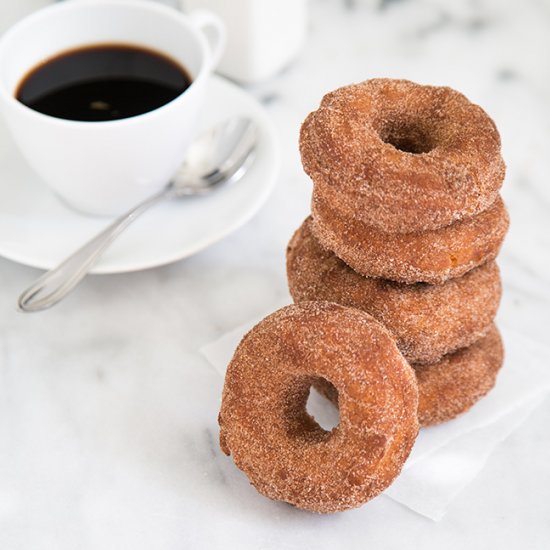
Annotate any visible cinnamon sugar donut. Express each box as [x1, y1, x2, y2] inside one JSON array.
[[315, 325, 504, 428], [300, 79, 505, 233], [218, 302, 419, 513], [311, 193, 509, 284], [287, 217, 502, 364], [415, 324, 503, 426]]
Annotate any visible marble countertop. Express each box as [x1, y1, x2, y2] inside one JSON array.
[[1, 0, 550, 548]]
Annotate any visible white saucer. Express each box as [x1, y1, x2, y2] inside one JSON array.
[[0, 75, 279, 274]]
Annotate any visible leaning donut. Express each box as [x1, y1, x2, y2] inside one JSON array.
[[300, 78, 505, 233], [311, 192, 509, 284], [287, 217, 502, 364], [218, 302, 419, 513]]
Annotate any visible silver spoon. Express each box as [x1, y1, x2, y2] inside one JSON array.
[[18, 116, 258, 313]]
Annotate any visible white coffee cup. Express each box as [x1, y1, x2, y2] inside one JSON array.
[[0, 0, 224, 216]]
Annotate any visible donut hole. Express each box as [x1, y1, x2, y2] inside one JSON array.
[[379, 119, 436, 154], [306, 380, 340, 432], [284, 376, 340, 440]]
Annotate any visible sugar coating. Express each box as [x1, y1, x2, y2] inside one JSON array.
[[287, 217, 502, 364], [311, 192, 509, 284], [218, 302, 419, 513], [314, 324, 503, 427], [300, 78, 506, 234]]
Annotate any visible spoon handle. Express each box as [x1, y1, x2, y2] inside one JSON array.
[[18, 187, 173, 312]]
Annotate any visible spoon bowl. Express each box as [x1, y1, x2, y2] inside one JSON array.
[[173, 117, 257, 195]]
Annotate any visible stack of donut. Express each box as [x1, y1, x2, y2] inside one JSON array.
[[219, 79, 509, 514], [287, 78, 509, 426]]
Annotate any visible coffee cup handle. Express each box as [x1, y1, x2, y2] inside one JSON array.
[[189, 11, 225, 71]]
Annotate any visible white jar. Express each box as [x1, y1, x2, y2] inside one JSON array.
[[181, 0, 308, 84]]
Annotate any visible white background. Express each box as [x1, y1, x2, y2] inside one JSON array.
[[1, 1, 549, 548]]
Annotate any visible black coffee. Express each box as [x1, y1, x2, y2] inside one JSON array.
[[16, 44, 192, 122]]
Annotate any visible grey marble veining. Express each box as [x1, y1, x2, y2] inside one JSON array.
[[1, 0, 550, 548]]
